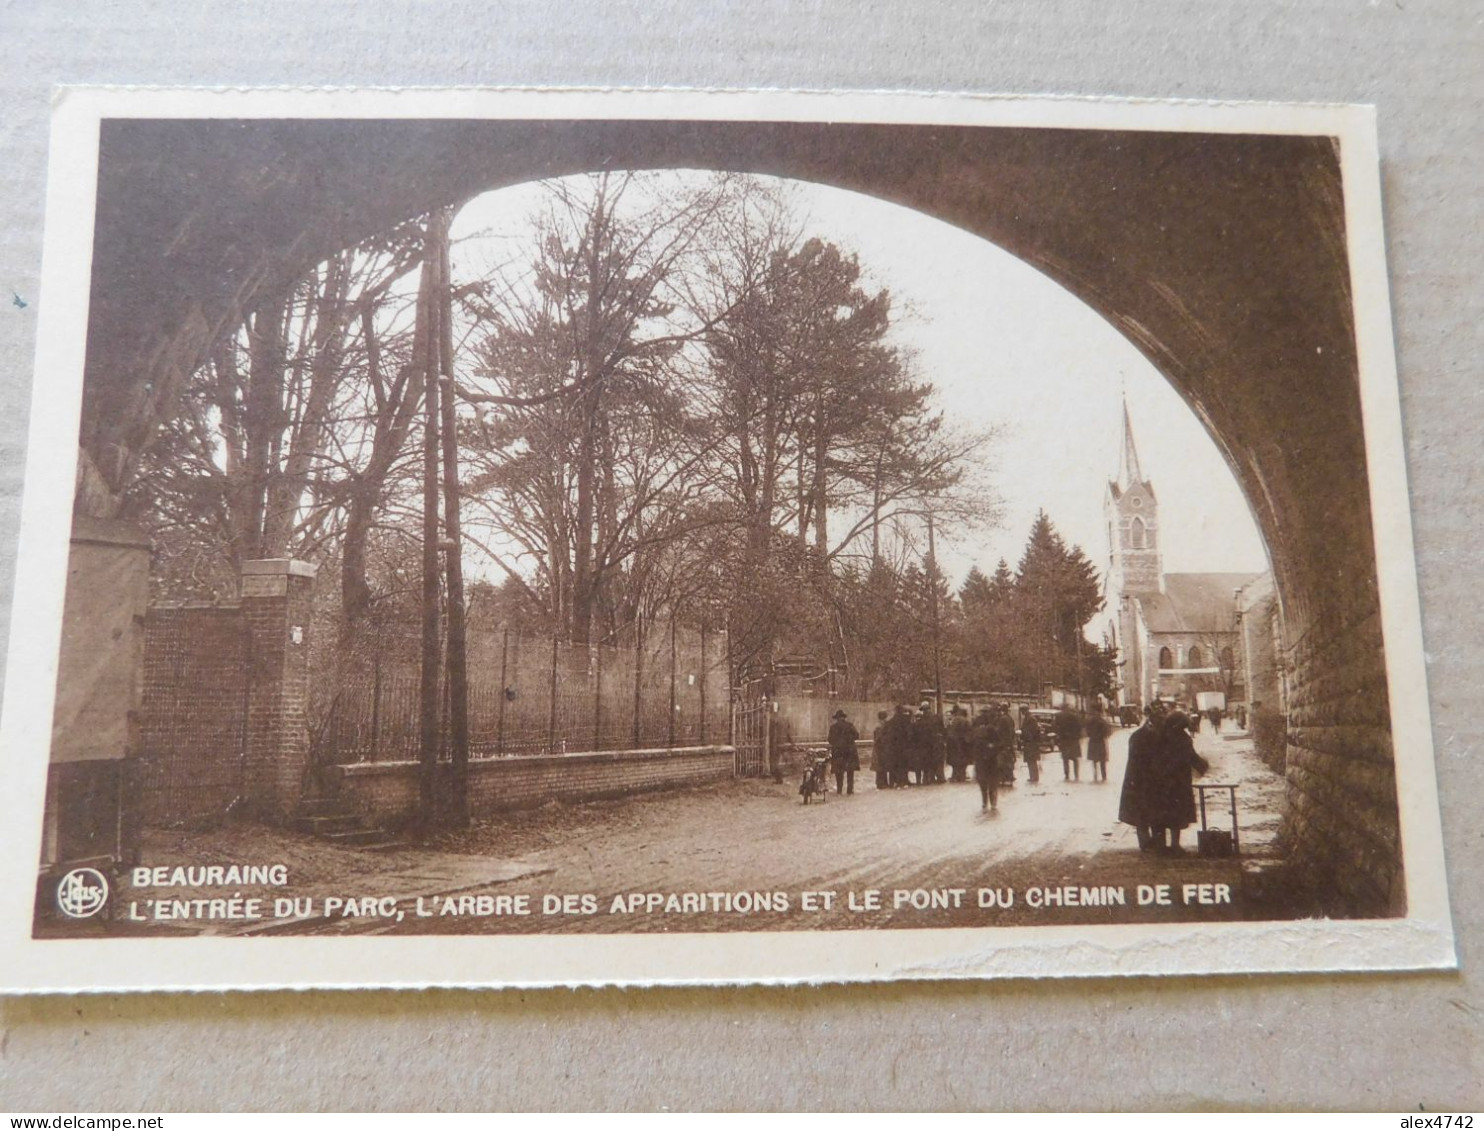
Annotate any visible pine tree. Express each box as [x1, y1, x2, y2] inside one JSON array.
[[989, 558, 1016, 604], [959, 565, 994, 614], [1016, 511, 1102, 654]]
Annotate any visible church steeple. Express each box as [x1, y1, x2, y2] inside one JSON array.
[[1105, 403, 1162, 595], [1118, 400, 1146, 488], [1104, 403, 1167, 709]]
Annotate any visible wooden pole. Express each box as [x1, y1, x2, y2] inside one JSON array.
[[433, 207, 470, 826], [548, 633, 560, 755], [416, 222, 442, 827]]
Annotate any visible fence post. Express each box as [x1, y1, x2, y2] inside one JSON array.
[[369, 646, 382, 763], [699, 623, 708, 745], [547, 633, 559, 756], [668, 618, 677, 748], [592, 641, 603, 753], [632, 615, 643, 750], [761, 695, 772, 782], [496, 626, 509, 756], [726, 629, 734, 749]]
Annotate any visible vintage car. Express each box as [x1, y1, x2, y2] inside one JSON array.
[[1021, 708, 1064, 754]]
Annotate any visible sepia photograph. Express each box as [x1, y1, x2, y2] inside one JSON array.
[[0, 88, 1452, 990]]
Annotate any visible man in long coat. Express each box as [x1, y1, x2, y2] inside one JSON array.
[[969, 708, 999, 812], [1054, 706, 1083, 781], [871, 710, 891, 790], [911, 702, 945, 785], [881, 705, 914, 788], [1084, 707, 1113, 782], [1147, 710, 1210, 853], [992, 703, 1018, 789], [945, 705, 972, 782], [1019, 709, 1043, 784], [1118, 704, 1163, 850], [827, 709, 860, 796]]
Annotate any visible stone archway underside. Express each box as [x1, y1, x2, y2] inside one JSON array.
[[79, 118, 1398, 914]]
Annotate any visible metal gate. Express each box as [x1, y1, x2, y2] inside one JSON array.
[[732, 696, 768, 778]]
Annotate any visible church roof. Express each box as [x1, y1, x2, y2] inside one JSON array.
[[1135, 572, 1263, 634], [1107, 478, 1158, 503]]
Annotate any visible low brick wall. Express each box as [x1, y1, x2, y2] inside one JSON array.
[[331, 745, 736, 825]]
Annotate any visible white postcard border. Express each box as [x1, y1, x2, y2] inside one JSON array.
[[0, 87, 1455, 992]]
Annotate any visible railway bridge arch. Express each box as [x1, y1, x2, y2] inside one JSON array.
[[74, 114, 1398, 914]]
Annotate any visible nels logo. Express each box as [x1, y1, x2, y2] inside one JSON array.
[[56, 867, 110, 919]]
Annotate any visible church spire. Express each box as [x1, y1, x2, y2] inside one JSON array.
[[1118, 401, 1145, 487]]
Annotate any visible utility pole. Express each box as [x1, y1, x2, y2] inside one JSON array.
[[434, 207, 470, 827], [416, 220, 442, 828], [926, 510, 944, 716]]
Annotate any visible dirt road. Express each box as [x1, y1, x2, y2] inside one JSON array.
[[92, 724, 1286, 939], [382, 723, 1287, 935]]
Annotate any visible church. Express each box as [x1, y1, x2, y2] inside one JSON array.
[[1103, 407, 1267, 711]]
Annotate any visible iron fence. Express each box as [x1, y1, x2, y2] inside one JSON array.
[[315, 621, 733, 764]]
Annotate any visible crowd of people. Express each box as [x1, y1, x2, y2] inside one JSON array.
[[815, 698, 1217, 852], [816, 700, 1126, 814]]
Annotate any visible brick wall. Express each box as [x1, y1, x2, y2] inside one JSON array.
[[137, 604, 249, 825], [332, 746, 736, 827], [136, 559, 317, 826]]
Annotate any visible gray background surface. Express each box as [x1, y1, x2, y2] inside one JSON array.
[[0, 0, 1479, 1112]]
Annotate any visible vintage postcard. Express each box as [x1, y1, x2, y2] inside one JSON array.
[[0, 88, 1454, 991]]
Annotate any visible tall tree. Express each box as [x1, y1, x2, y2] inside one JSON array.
[[132, 224, 425, 602], [459, 173, 731, 644], [1016, 511, 1103, 656], [959, 565, 995, 614], [702, 218, 997, 682]]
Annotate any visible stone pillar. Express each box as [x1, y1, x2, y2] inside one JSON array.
[[239, 558, 317, 821]]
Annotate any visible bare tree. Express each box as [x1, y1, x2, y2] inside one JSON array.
[[456, 172, 738, 644], [133, 224, 425, 601]]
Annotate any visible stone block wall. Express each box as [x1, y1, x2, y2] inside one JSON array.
[[333, 746, 736, 827], [1280, 601, 1402, 917]]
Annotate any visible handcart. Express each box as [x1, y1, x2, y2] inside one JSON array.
[[1194, 783, 1240, 857]]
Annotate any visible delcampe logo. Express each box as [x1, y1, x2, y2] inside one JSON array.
[[56, 867, 109, 919]]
